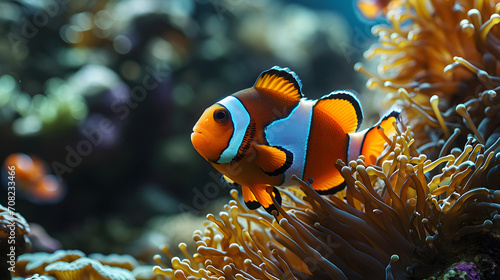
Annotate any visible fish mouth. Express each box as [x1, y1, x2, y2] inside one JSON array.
[[191, 126, 214, 146]]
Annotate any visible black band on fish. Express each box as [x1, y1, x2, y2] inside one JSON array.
[[245, 200, 261, 210], [315, 181, 347, 195], [263, 187, 282, 214], [230, 120, 256, 165]]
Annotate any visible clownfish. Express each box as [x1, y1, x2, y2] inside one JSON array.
[[355, 0, 394, 20], [3, 153, 66, 204], [191, 66, 399, 213]]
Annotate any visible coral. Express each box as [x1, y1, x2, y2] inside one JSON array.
[[425, 262, 481, 280], [43, 258, 135, 280], [1, 203, 30, 280], [454, 262, 481, 280], [88, 253, 140, 271], [15, 250, 86, 277], [13, 250, 158, 280], [0, 204, 31, 249], [14, 275, 56, 280]]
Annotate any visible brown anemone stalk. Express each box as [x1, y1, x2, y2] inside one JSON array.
[[153, 124, 500, 280], [355, 0, 500, 155]]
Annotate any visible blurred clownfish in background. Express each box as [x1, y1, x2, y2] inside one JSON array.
[[3, 153, 66, 204], [356, 0, 394, 20], [191, 66, 399, 213]]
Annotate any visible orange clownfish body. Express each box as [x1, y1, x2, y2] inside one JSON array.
[[356, 0, 394, 20], [191, 66, 399, 213], [3, 153, 66, 204]]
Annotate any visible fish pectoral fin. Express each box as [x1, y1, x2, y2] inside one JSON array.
[[245, 186, 282, 214], [361, 110, 400, 165], [254, 66, 303, 102], [316, 90, 364, 133], [254, 144, 293, 176], [242, 186, 261, 210]]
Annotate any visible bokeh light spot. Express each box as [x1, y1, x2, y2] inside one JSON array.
[[120, 60, 141, 80], [71, 12, 94, 31], [13, 115, 42, 136], [0, 75, 16, 107], [13, 93, 31, 114], [200, 38, 228, 60], [60, 25, 83, 44], [0, 75, 16, 93], [69, 101, 88, 120], [113, 35, 132, 54], [151, 38, 174, 62], [172, 84, 194, 107], [0, 2, 21, 21], [94, 10, 113, 30]]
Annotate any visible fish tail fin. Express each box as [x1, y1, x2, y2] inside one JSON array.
[[360, 110, 400, 165]]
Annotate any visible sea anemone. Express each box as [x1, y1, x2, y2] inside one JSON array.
[[356, 0, 500, 102], [153, 123, 500, 279], [355, 0, 500, 155]]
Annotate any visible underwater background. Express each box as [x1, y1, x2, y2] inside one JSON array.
[[0, 0, 370, 258], [2, 0, 500, 279]]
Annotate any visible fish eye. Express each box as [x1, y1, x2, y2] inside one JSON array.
[[213, 108, 230, 124]]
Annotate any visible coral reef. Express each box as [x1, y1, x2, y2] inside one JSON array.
[[1, 203, 30, 280], [13, 249, 158, 280], [425, 262, 481, 280], [6, 0, 500, 280]]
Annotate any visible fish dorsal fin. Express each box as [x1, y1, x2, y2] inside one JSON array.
[[315, 90, 363, 133], [254, 144, 293, 176], [254, 66, 303, 103]]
